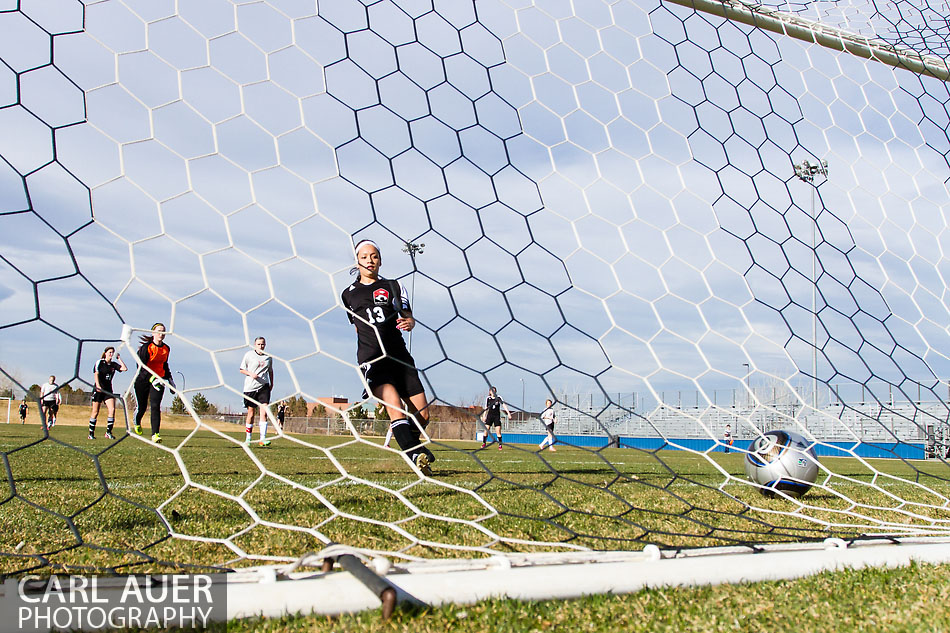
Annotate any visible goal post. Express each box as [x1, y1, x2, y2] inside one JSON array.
[[665, 0, 950, 81], [222, 538, 950, 619]]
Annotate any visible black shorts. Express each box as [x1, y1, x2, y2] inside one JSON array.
[[486, 416, 502, 427], [361, 357, 424, 399], [93, 384, 115, 403], [544, 423, 554, 433], [49, 403, 59, 414], [244, 385, 272, 409], [92, 390, 115, 403]]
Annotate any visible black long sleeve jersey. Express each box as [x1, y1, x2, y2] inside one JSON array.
[[341, 278, 412, 365]]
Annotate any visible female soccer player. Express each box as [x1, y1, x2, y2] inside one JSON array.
[[18, 399, 27, 424], [482, 386, 513, 449], [88, 346, 127, 440], [539, 399, 557, 452], [239, 336, 274, 446], [133, 323, 174, 444], [340, 240, 435, 475], [40, 376, 58, 429]]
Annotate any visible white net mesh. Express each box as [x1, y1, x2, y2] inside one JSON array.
[[2, 0, 950, 575]]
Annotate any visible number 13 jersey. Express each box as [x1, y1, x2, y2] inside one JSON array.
[[341, 278, 412, 364]]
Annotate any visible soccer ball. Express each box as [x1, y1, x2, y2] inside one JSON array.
[[744, 430, 819, 498]]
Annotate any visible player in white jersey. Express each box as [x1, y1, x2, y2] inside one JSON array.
[[39, 376, 59, 429], [240, 337, 274, 446], [539, 399, 557, 452]]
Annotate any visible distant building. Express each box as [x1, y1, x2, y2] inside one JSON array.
[[308, 396, 348, 417]]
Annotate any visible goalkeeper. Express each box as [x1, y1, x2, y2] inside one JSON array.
[[341, 240, 435, 476], [133, 322, 174, 444]]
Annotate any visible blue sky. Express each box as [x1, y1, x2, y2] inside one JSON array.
[[2, 0, 950, 419]]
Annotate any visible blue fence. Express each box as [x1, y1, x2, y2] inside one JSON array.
[[499, 433, 928, 460]]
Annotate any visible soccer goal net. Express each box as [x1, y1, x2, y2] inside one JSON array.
[[2, 0, 950, 620]]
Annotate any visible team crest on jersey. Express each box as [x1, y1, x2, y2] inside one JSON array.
[[373, 288, 389, 305]]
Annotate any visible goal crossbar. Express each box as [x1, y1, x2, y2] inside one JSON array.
[[664, 0, 950, 81]]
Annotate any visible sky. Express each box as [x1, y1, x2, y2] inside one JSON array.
[[2, 0, 950, 420]]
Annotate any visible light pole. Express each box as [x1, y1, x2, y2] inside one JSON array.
[[402, 240, 425, 352], [176, 371, 186, 392], [793, 158, 829, 409], [741, 363, 750, 406], [519, 377, 525, 412]]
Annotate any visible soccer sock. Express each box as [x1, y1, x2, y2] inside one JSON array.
[[88, 419, 96, 435], [388, 419, 421, 457], [260, 416, 269, 440], [498, 432, 503, 445], [106, 418, 114, 434], [408, 415, 434, 460], [383, 427, 393, 447]]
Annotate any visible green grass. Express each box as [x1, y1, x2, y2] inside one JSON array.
[[2, 424, 950, 573], [2, 424, 950, 630]]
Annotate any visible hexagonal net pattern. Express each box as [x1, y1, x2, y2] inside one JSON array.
[[1, 0, 950, 578]]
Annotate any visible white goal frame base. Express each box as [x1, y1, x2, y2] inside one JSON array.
[[224, 538, 950, 620]]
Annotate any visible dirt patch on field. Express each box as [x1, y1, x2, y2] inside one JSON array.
[[21, 404, 242, 433]]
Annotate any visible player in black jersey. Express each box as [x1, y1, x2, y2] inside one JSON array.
[[482, 386, 513, 450], [88, 346, 127, 440], [341, 240, 435, 475], [18, 400, 27, 424]]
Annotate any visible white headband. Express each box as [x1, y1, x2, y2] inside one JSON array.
[[354, 239, 380, 256]]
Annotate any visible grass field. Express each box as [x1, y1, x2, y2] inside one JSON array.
[[2, 408, 950, 630]]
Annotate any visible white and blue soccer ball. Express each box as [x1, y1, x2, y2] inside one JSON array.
[[744, 430, 819, 498]]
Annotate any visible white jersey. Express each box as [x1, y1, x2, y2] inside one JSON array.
[[541, 406, 555, 426], [240, 350, 273, 392], [40, 382, 58, 402]]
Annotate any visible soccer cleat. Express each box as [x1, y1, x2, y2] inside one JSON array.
[[481, 442, 487, 449], [133, 424, 143, 435], [549, 446, 556, 452], [414, 452, 432, 476], [105, 432, 115, 440], [498, 444, 503, 450], [87, 433, 95, 440], [245, 437, 252, 445], [152, 433, 162, 444], [259, 439, 271, 447]]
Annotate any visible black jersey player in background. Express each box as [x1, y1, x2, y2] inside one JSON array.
[[482, 386, 513, 449], [88, 346, 127, 440], [341, 240, 435, 475]]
